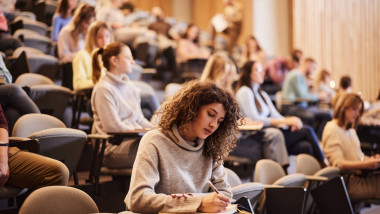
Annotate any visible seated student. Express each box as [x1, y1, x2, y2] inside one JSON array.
[[51, 0, 78, 42], [200, 53, 289, 167], [72, 21, 112, 91], [0, 105, 69, 189], [176, 24, 210, 63], [236, 61, 325, 166], [313, 69, 336, 104], [322, 93, 380, 200], [57, 3, 95, 64], [125, 80, 239, 213], [91, 42, 153, 169], [0, 84, 40, 135], [331, 75, 352, 108], [281, 57, 332, 139]]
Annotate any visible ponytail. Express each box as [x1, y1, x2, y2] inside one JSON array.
[[92, 48, 102, 84], [91, 42, 126, 84]]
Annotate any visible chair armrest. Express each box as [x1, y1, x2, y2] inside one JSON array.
[[87, 134, 110, 140], [9, 138, 40, 154], [305, 175, 328, 182], [107, 130, 148, 145]]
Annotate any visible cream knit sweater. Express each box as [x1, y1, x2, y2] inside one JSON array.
[[125, 125, 232, 213]]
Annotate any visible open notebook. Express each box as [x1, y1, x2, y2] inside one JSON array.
[[197, 204, 237, 214]]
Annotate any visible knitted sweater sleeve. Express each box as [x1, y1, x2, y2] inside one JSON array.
[[125, 139, 203, 213], [93, 86, 136, 132], [322, 123, 345, 169]]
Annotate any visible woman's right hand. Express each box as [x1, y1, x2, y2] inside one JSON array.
[[197, 192, 230, 213], [285, 116, 303, 131], [364, 157, 380, 170]]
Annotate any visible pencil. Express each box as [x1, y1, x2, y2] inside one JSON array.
[[207, 180, 220, 194]]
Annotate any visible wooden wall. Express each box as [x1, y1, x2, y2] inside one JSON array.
[[193, 0, 253, 45], [131, 0, 173, 17], [293, 0, 380, 101], [132, 0, 252, 46]]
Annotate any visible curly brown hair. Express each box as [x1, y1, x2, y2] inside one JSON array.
[[156, 80, 242, 163]]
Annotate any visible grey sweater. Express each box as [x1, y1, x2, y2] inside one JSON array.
[[125, 125, 232, 213]]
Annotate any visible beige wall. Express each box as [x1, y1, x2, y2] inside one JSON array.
[[293, 0, 380, 101], [253, 0, 291, 58]]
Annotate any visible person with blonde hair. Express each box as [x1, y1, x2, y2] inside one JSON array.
[[322, 93, 380, 200], [91, 41, 153, 168], [126, 80, 241, 213], [72, 21, 112, 90]]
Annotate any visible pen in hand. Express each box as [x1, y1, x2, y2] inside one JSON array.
[[207, 180, 220, 194]]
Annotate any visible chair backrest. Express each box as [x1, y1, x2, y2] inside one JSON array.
[[12, 114, 87, 176], [13, 47, 44, 58], [311, 176, 354, 214], [15, 73, 54, 86], [12, 113, 66, 137], [225, 168, 242, 187], [254, 159, 286, 185], [19, 186, 99, 214], [8, 51, 31, 82], [27, 54, 60, 80], [28, 128, 87, 175], [29, 85, 72, 120], [265, 187, 306, 214], [296, 154, 321, 175], [14, 29, 52, 54]]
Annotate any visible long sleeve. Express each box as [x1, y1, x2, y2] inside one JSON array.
[[92, 85, 136, 133], [126, 143, 204, 213], [322, 121, 364, 169], [72, 50, 94, 90], [51, 14, 60, 41], [292, 73, 318, 101], [125, 128, 231, 213], [236, 86, 272, 126]]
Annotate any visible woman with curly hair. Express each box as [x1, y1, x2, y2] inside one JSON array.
[[125, 80, 242, 213]]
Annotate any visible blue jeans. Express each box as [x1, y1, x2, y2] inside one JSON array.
[[281, 125, 325, 161]]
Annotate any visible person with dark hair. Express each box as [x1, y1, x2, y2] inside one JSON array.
[[51, 0, 78, 41], [331, 75, 353, 108], [200, 53, 289, 167], [176, 24, 210, 64], [281, 57, 332, 138], [236, 60, 325, 166], [0, 104, 69, 190], [339, 75, 352, 92], [125, 80, 241, 213], [322, 93, 380, 200], [241, 35, 265, 65], [91, 41, 153, 169]]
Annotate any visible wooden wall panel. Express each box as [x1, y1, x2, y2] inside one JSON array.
[[293, 0, 380, 101], [193, 0, 252, 45], [131, 0, 172, 17]]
